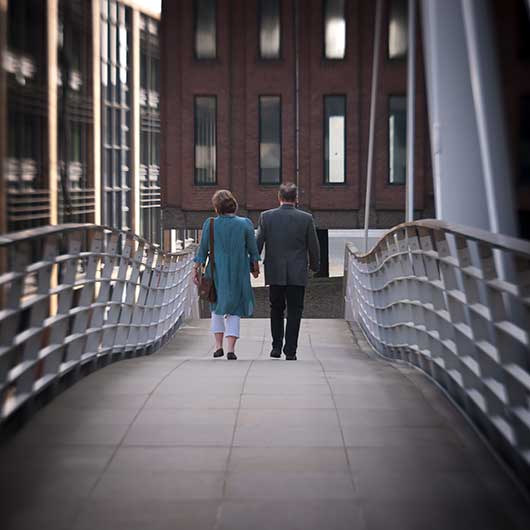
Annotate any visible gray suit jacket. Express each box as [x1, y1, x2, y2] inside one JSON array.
[[256, 204, 320, 286]]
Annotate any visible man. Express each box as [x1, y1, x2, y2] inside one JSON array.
[[256, 183, 320, 360]]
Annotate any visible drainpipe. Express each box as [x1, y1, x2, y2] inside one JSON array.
[[363, 0, 383, 252], [405, 0, 416, 223], [293, 0, 300, 192]]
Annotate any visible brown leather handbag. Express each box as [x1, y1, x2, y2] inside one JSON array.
[[198, 218, 217, 303]]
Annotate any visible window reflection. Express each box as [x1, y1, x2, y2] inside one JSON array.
[[324, 96, 346, 183], [324, 0, 346, 60], [259, 96, 281, 184], [58, 0, 93, 224], [388, 0, 408, 59], [140, 14, 162, 244], [6, 0, 48, 231], [389, 96, 407, 184], [259, 0, 281, 59], [195, 97, 217, 185], [195, 0, 216, 59]]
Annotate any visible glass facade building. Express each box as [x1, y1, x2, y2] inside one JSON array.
[[100, 0, 132, 231], [140, 13, 161, 244], [58, 0, 94, 224], [0, 0, 162, 243]]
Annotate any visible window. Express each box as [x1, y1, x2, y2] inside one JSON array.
[[324, 0, 346, 59], [195, 0, 216, 59], [324, 96, 346, 183], [101, 0, 132, 231], [388, 0, 408, 59], [194, 96, 217, 185], [259, 96, 281, 184], [259, 0, 281, 59], [519, 96, 530, 184], [389, 96, 407, 184], [518, 0, 530, 61]]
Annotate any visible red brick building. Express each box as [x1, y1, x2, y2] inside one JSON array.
[[160, 0, 530, 235]]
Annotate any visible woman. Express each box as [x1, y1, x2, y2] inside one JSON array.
[[193, 190, 260, 360]]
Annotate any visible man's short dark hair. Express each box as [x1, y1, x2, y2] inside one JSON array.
[[279, 182, 297, 203]]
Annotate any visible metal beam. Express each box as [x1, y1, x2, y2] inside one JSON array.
[[0, 0, 6, 236], [132, 8, 141, 235], [363, 0, 383, 252], [420, 0, 489, 229], [92, 0, 102, 225], [48, 0, 58, 225], [461, 0, 517, 236], [405, 0, 416, 223]]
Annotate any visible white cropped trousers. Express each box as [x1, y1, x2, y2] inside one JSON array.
[[210, 312, 241, 338]]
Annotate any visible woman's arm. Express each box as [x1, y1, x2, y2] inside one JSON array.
[[245, 218, 261, 277], [192, 219, 211, 284], [245, 219, 261, 263]]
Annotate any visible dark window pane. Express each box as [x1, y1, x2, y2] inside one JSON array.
[[259, 96, 281, 184], [389, 96, 407, 184], [518, 0, 530, 61], [324, 0, 345, 59], [388, 0, 408, 59], [195, 0, 216, 59], [324, 96, 346, 183], [519, 96, 530, 184], [194, 97, 217, 185], [259, 0, 281, 59]]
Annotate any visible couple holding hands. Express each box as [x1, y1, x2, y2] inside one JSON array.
[[192, 183, 320, 360]]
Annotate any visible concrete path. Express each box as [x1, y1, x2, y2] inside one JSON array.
[[1, 319, 529, 530]]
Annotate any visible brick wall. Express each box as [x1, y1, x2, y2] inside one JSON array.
[[161, 0, 528, 231]]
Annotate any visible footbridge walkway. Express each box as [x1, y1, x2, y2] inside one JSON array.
[[0, 223, 529, 530]]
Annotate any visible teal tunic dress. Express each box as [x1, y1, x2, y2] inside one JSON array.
[[194, 215, 261, 317]]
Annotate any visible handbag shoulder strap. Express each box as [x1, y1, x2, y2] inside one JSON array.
[[209, 217, 215, 274]]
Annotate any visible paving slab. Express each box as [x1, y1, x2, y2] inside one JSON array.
[[0, 318, 529, 530]]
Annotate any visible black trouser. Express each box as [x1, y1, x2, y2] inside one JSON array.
[[269, 285, 306, 355]]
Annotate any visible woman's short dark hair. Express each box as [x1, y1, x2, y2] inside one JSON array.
[[278, 182, 297, 203], [212, 189, 238, 215]]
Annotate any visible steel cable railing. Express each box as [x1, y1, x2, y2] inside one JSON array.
[[0, 224, 198, 422], [344, 219, 530, 486]]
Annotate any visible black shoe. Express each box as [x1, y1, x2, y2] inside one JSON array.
[[270, 349, 281, 359], [285, 354, 297, 361], [227, 352, 237, 360], [213, 348, 224, 358]]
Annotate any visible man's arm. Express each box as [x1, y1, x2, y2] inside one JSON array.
[[307, 217, 320, 272], [256, 212, 266, 255]]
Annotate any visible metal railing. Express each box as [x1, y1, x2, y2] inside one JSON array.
[[344, 219, 530, 486], [0, 224, 198, 422]]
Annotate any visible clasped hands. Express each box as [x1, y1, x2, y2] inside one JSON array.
[[251, 261, 260, 279]]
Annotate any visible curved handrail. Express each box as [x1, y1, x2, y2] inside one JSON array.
[[0, 223, 194, 257], [352, 219, 530, 260], [344, 219, 530, 488], [0, 224, 199, 422]]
